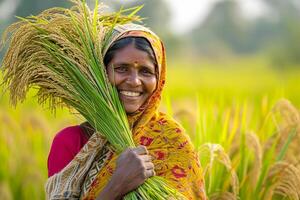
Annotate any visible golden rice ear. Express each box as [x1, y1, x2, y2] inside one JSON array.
[[210, 191, 237, 200], [263, 99, 300, 166], [271, 98, 300, 131], [199, 143, 239, 197], [274, 125, 300, 166], [245, 131, 263, 186], [262, 161, 300, 200], [228, 131, 262, 189]]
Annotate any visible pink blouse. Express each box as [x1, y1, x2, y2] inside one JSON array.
[[47, 125, 89, 177]]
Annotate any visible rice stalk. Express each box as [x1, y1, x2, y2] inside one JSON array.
[[262, 99, 300, 166], [226, 105, 241, 152], [252, 99, 300, 199], [220, 108, 231, 149], [198, 143, 239, 197], [210, 191, 237, 200], [238, 100, 250, 186], [226, 129, 263, 199], [271, 99, 300, 131], [244, 131, 263, 187], [196, 95, 207, 145], [270, 100, 300, 164], [1, 0, 184, 199]]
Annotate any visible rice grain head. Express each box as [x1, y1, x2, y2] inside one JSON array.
[[265, 99, 300, 166], [263, 161, 300, 200], [199, 143, 239, 197], [245, 131, 263, 186], [228, 130, 263, 187], [271, 99, 300, 131]]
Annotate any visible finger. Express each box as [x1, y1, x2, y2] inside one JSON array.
[[141, 155, 152, 162], [134, 145, 148, 155], [144, 162, 154, 170], [145, 169, 156, 178]]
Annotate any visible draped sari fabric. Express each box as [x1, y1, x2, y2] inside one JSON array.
[[45, 24, 206, 200]]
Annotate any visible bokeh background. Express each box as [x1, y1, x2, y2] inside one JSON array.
[[1, 0, 300, 199]]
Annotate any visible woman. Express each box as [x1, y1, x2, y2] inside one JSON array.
[[46, 24, 207, 200]]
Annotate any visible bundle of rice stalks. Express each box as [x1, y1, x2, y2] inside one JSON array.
[[0, 0, 184, 199], [198, 143, 239, 198]]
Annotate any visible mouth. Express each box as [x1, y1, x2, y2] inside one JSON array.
[[119, 90, 142, 97]]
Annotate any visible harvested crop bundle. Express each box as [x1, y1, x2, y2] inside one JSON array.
[[0, 0, 185, 199]]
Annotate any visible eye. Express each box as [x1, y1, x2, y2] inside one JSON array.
[[115, 65, 128, 73], [141, 67, 155, 76]]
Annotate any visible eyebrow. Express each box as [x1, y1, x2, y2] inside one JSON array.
[[114, 62, 154, 70], [114, 63, 131, 67]]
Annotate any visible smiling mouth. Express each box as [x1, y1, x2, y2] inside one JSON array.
[[119, 90, 142, 97]]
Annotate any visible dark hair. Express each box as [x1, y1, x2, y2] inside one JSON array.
[[104, 37, 157, 69]]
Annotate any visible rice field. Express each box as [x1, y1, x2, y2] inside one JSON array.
[[1, 56, 300, 199]]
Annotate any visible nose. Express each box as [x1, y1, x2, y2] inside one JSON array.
[[126, 71, 142, 86]]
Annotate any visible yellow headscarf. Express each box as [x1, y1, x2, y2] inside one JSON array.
[[83, 24, 207, 200]]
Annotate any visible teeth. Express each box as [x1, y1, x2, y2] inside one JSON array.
[[120, 91, 141, 97]]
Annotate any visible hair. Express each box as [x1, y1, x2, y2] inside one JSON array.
[[104, 37, 158, 71]]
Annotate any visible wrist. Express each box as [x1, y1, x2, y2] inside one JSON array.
[[97, 175, 123, 200], [107, 176, 123, 200]]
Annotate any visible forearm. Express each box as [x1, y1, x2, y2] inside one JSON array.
[[96, 178, 122, 200]]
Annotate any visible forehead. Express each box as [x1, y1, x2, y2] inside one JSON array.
[[111, 44, 155, 67], [107, 30, 163, 76]]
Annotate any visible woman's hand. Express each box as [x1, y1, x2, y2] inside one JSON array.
[[96, 145, 155, 200]]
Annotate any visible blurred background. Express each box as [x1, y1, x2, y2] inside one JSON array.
[[1, 0, 300, 199]]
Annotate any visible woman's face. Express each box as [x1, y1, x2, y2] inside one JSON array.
[[106, 44, 157, 114]]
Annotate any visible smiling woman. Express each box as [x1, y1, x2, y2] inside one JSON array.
[[45, 24, 207, 199], [47, 24, 205, 199]]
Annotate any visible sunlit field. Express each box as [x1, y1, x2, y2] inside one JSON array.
[[1, 56, 300, 199]]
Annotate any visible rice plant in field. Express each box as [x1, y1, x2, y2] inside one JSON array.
[[0, 83, 79, 200], [171, 96, 300, 200]]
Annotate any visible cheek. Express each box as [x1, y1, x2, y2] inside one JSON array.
[[146, 77, 157, 94]]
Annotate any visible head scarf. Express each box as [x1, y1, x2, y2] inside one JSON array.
[[103, 23, 167, 134]]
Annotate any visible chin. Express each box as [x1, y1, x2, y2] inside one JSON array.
[[124, 106, 139, 114], [125, 110, 138, 114]]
